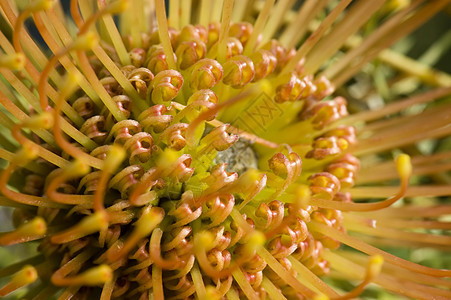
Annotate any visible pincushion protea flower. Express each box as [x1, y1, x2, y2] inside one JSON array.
[[0, 0, 450, 299]]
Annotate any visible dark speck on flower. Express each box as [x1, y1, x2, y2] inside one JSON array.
[[0, 0, 450, 299]]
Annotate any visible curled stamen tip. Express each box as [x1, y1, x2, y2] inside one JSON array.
[[0, 265, 38, 296], [205, 286, 220, 300], [367, 255, 384, 279], [27, 0, 56, 12], [14, 143, 39, 163], [194, 231, 215, 251], [74, 32, 99, 51], [0, 217, 46, 246], [103, 145, 126, 173], [78, 265, 113, 285], [294, 185, 311, 208], [66, 72, 82, 87], [107, 0, 130, 14], [0, 53, 25, 70], [136, 207, 164, 234], [396, 154, 412, 179], [66, 160, 91, 177], [242, 231, 265, 256], [23, 112, 54, 130], [384, 0, 410, 11], [81, 211, 109, 231]]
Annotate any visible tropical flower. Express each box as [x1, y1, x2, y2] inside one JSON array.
[[0, 0, 450, 299]]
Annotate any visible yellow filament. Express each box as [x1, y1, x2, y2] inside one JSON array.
[[280, 0, 352, 76], [261, 276, 288, 300], [180, 0, 192, 28], [33, 11, 100, 105], [340, 87, 451, 125], [52, 75, 103, 168], [303, 0, 386, 76], [332, 0, 451, 87], [211, 0, 225, 22], [231, 0, 250, 23], [97, 0, 131, 66], [217, 0, 234, 62], [279, 0, 327, 48], [287, 256, 339, 297], [345, 221, 451, 247], [257, 246, 316, 297], [261, 0, 294, 44], [91, 45, 148, 112], [231, 268, 259, 300], [169, 0, 180, 29], [339, 250, 451, 290], [243, 0, 275, 56], [199, 0, 211, 27], [191, 263, 207, 300], [155, 0, 177, 70], [322, 0, 422, 80]]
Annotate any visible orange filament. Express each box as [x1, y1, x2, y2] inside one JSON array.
[[152, 264, 164, 300], [129, 168, 161, 206], [108, 207, 164, 261], [52, 75, 104, 169], [45, 161, 93, 206], [0, 217, 47, 246], [38, 32, 98, 110], [311, 154, 410, 212], [324, 250, 451, 300], [192, 231, 240, 279], [331, 255, 383, 300], [52, 265, 112, 286], [0, 265, 38, 297], [310, 221, 451, 277], [12, 0, 56, 53], [93, 145, 126, 212], [0, 146, 66, 208], [50, 211, 109, 244], [70, 0, 84, 28], [150, 228, 183, 270], [99, 274, 116, 300]]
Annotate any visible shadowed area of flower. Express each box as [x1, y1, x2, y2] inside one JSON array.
[[0, 0, 450, 299]]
